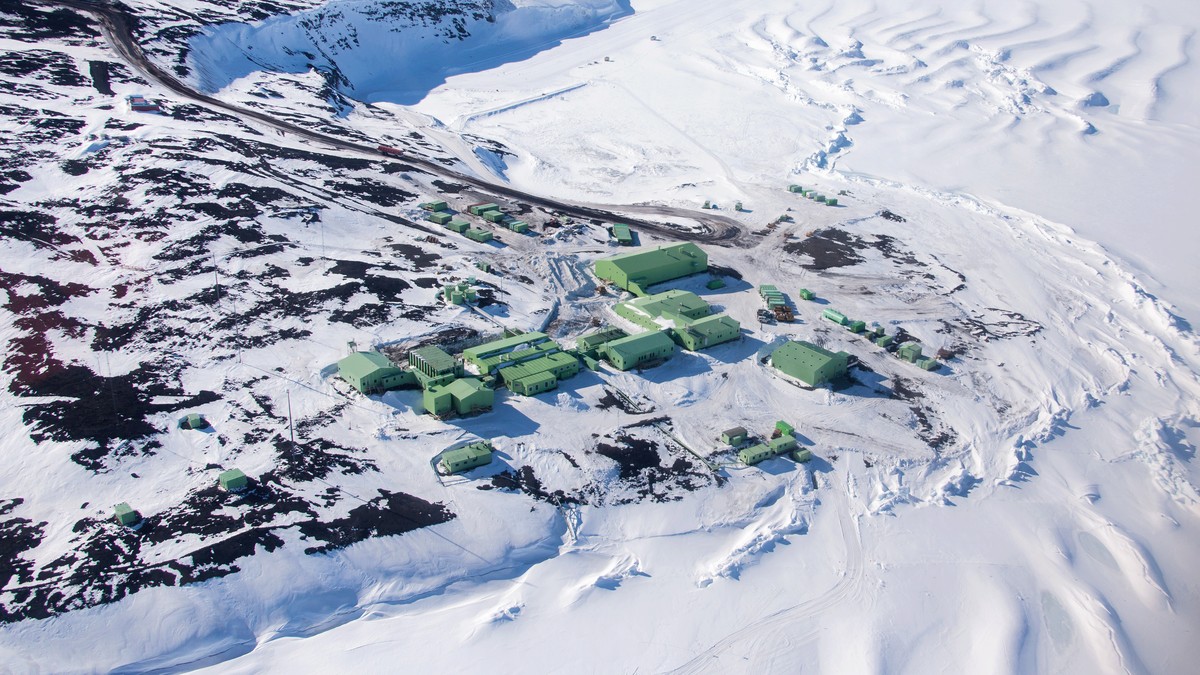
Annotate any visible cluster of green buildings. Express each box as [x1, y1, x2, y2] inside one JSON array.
[[468, 202, 529, 234], [421, 199, 494, 241], [787, 184, 838, 207], [613, 289, 741, 351], [727, 420, 814, 466], [822, 307, 940, 371], [337, 347, 494, 417]]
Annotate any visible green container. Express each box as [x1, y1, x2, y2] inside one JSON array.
[[114, 502, 140, 526], [826, 198, 838, 207]]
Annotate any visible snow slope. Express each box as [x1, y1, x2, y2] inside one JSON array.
[[1, 0, 1198, 673]]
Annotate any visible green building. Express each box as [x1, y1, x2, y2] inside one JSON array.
[[822, 309, 849, 325], [874, 334, 895, 348], [593, 243, 708, 296], [720, 426, 748, 446], [440, 440, 493, 474], [614, 289, 713, 330], [114, 502, 140, 526], [673, 314, 740, 351], [848, 320, 867, 333], [898, 342, 923, 363], [482, 210, 507, 223], [575, 327, 629, 357], [917, 357, 941, 371], [468, 203, 499, 216], [427, 211, 453, 225], [338, 351, 417, 395], [611, 223, 634, 245], [179, 413, 208, 430], [508, 220, 530, 234], [465, 228, 493, 243], [445, 218, 470, 233], [769, 434, 798, 455], [770, 341, 849, 387], [409, 345, 461, 388], [739, 443, 775, 466], [463, 331, 555, 374], [219, 468, 249, 492], [599, 330, 674, 371], [775, 420, 795, 437], [423, 377, 494, 417], [798, 288, 815, 301], [419, 200, 449, 212], [793, 447, 814, 463], [499, 351, 581, 395]]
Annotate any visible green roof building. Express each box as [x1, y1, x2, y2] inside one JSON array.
[[611, 223, 634, 245], [793, 447, 814, 463], [720, 427, 748, 446], [508, 220, 530, 233], [770, 341, 849, 387], [673, 314, 740, 351], [409, 345, 461, 388], [898, 342, 923, 363], [575, 327, 629, 356], [419, 200, 449, 212], [739, 443, 775, 466], [465, 228, 493, 243], [769, 434, 798, 454], [338, 351, 417, 395], [423, 377, 494, 417], [114, 502, 140, 526], [464, 332, 555, 374], [445, 218, 470, 233], [219, 468, 249, 492], [822, 309, 849, 325], [600, 330, 674, 371], [594, 243, 708, 296], [614, 289, 713, 330], [179, 413, 208, 430], [468, 203, 499, 216], [440, 440, 493, 474], [482, 210, 507, 223], [798, 288, 815, 301], [427, 211, 453, 225], [499, 351, 581, 395]]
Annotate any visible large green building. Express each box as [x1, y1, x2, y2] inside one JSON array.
[[770, 341, 849, 387], [600, 330, 675, 371], [498, 351, 581, 395], [594, 243, 708, 296], [575, 327, 629, 357], [409, 345, 462, 388], [463, 331, 555, 374], [338, 351, 417, 394], [423, 377, 494, 417], [614, 289, 713, 330], [673, 315, 741, 351]]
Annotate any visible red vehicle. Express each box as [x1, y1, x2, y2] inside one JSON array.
[[377, 145, 402, 156]]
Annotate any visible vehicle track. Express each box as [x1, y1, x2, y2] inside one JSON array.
[[34, 0, 745, 245]]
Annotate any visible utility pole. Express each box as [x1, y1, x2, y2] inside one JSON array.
[[287, 390, 295, 452], [212, 253, 221, 305]]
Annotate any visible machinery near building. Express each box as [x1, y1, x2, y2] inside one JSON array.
[[593, 243, 708, 296], [770, 340, 850, 387], [759, 285, 794, 322]]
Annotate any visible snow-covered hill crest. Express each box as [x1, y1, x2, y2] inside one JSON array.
[[189, 0, 633, 104]]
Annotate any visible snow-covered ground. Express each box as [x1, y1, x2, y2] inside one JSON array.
[[1, 0, 1198, 672]]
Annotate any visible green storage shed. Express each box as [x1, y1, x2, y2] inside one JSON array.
[[465, 228, 493, 243], [427, 212, 453, 225], [822, 309, 849, 325], [720, 427, 748, 446], [114, 502, 140, 526], [219, 468, 249, 492], [674, 314, 740, 351]]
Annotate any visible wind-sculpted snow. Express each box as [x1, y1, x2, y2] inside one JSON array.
[[189, 0, 633, 104]]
